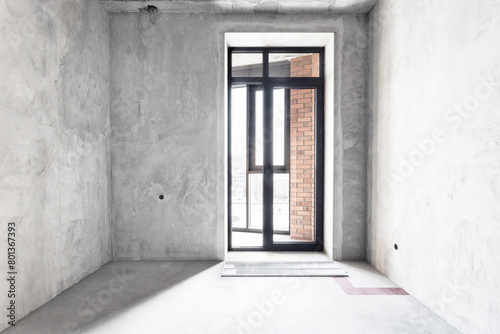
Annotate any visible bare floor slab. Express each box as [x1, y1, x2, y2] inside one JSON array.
[[2, 261, 461, 334]]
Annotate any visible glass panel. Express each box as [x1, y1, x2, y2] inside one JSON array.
[[248, 174, 263, 230], [231, 85, 262, 247], [273, 174, 289, 233], [232, 173, 263, 247], [232, 53, 263, 77], [269, 53, 320, 78], [255, 90, 263, 166], [288, 88, 316, 242], [273, 89, 286, 166], [230, 86, 247, 230]]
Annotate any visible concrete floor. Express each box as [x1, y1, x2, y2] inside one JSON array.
[[2, 261, 461, 334]]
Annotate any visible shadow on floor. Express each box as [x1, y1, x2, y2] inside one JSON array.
[[2, 261, 220, 334]]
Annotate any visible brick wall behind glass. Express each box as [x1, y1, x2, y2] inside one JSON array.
[[289, 54, 318, 241]]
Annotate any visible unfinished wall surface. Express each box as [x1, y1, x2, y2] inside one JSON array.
[[101, 0, 378, 14], [0, 0, 111, 330], [368, 0, 500, 333], [110, 13, 369, 260]]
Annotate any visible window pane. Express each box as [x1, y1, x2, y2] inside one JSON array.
[[273, 173, 289, 232], [248, 173, 263, 230], [255, 90, 263, 166], [269, 53, 320, 78], [273, 89, 286, 166], [231, 85, 263, 248], [232, 53, 263, 77], [230, 86, 247, 230]]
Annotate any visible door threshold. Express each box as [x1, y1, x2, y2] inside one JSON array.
[[225, 251, 331, 262]]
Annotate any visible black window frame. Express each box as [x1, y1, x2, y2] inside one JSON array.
[[247, 86, 290, 173], [228, 47, 325, 252]]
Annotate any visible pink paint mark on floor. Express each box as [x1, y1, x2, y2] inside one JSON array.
[[333, 277, 409, 295]]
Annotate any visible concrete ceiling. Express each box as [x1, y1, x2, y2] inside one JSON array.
[[100, 0, 378, 14]]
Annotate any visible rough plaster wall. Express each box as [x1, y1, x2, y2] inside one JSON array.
[[110, 13, 368, 261], [0, 0, 111, 330], [368, 0, 500, 332], [100, 0, 378, 14]]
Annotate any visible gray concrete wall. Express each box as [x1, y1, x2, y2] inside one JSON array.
[[368, 0, 500, 333], [110, 13, 369, 260], [0, 0, 111, 330], [101, 0, 378, 14]]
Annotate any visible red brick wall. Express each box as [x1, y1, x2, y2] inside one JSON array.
[[289, 54, 318, 241]]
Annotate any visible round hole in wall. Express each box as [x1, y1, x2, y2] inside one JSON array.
[[394, 244, 398, 250], [159, 194, 164, 200]]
